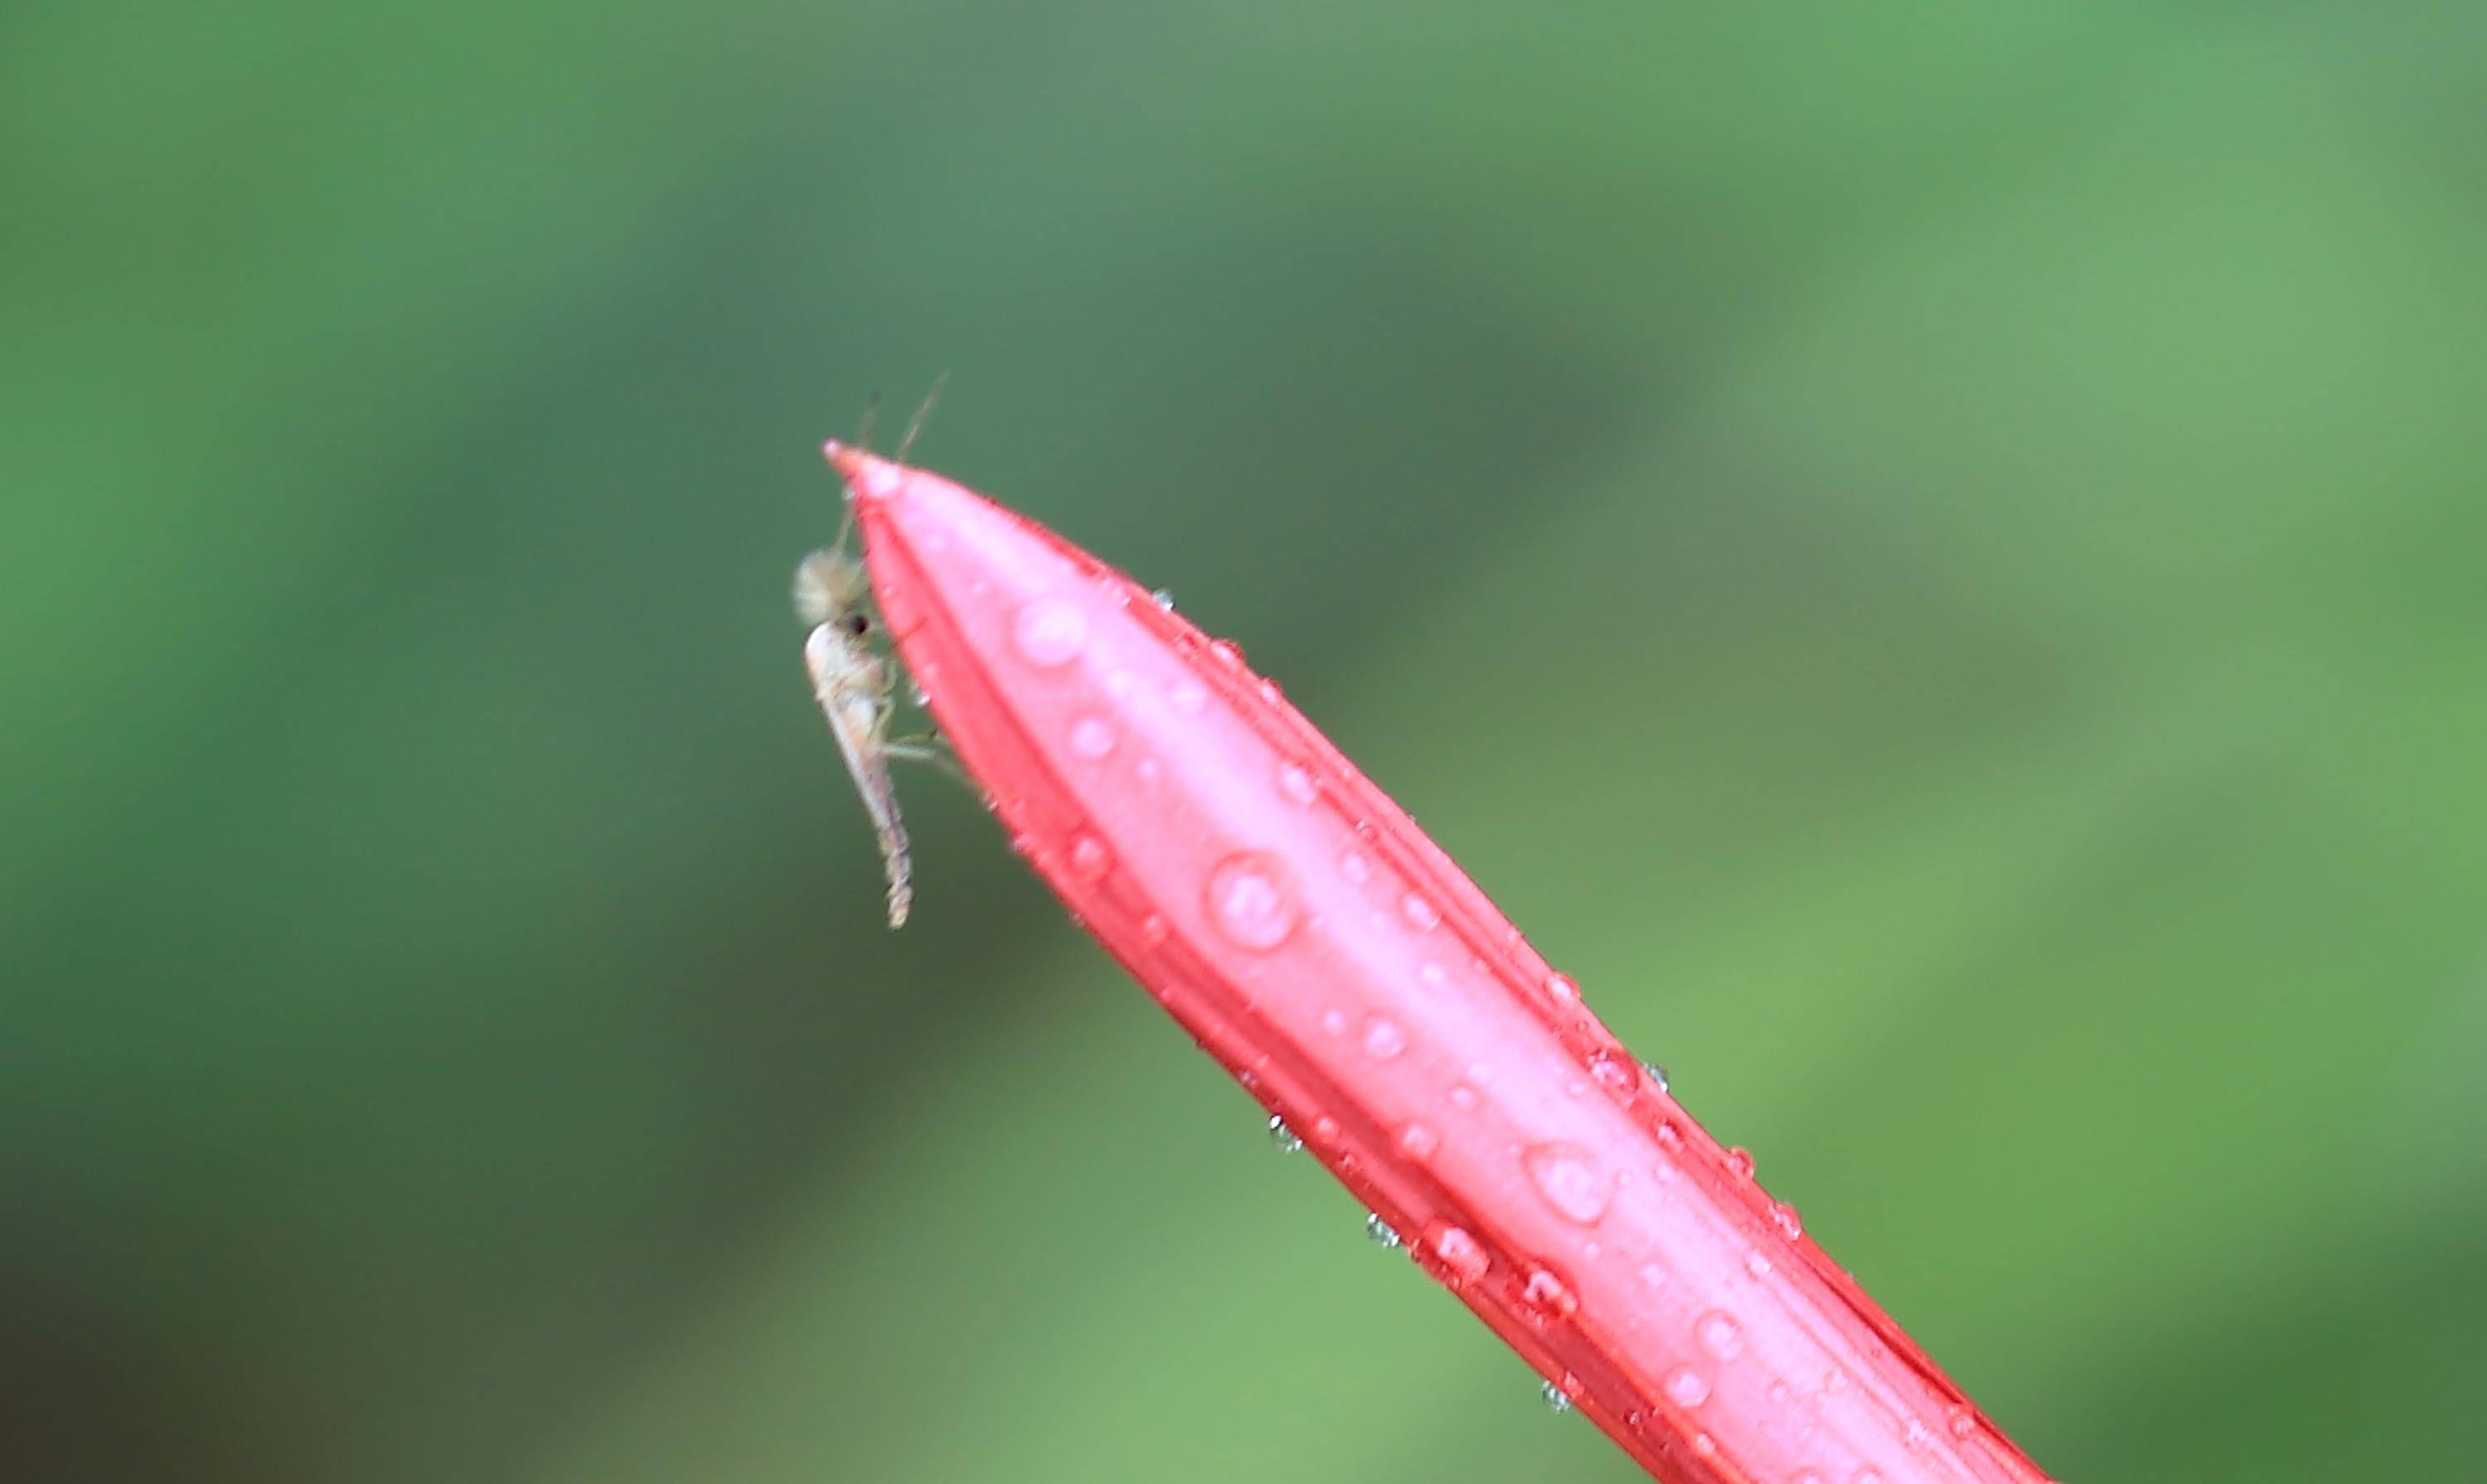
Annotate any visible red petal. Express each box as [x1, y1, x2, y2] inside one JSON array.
[[831, 441, 2055, 1484]]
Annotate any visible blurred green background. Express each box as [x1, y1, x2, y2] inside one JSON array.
[[7, 2, 2484, 1480]]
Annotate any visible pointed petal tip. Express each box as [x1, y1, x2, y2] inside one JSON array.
[[821, 439, 904, 503]]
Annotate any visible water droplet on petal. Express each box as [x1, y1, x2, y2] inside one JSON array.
[[1365, 1213, 1402, 1249], [1066, 834, 1113, 882], [1539, 1380, 1573, 1415], [1277, 763, 1316, 803], [1138, 914, 1170, 947], [1639, 1261, 1669, 1289], [1401, 893, 1440, 931], [1723, 1147, 1756, 1180], [1695, 1312, 1743, 1360], [1692, 1433, 1718, 1457], [1397, 1121, 1439, 1157], [1208, 638, 1246, 668], [1770, 1201, 1804, 1239], [1067, 714, 1117, 759], [1544, 971, 1579, 1001], [1447, 1083, 1481, 1112], [1643, 1060, 1670, 1093], [1903, 1419, 1932, 1451], [1204, 852, 1297, 950], [1664, 1367, 1711, 1408], [1425, 1222, 1490, 1284], [1267, 1116, 1302, 1153], [1588, 1050, 1636, 1094], [908, 681, 931, 706], [1745, 1251, 1775, 1278], [1521, 1142, 1614, 1225], [1339, 851, 1372, 885], [1151, 588, 1176, 609], [1417, 961, 1447, 987], [1169, 679, 1207, 713], [1948, 1409, 1976, 1439], [1521, 1266, 1578, 1319], [1320, 1008, 1349, 1036], [1362, 1017, 1408, 1060], [1011, 599, 1087, 667]]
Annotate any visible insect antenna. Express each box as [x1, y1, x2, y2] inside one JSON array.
[[896, 370, 948, 463]]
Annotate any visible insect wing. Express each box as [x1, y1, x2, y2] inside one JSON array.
[[802, 624, 914, 928]]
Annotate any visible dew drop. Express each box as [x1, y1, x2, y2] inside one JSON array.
[[1067, 714, 1117, 759], [1695, 1312, 1744, 1360], [1338, 851, 1372, 885], [1361, 1016, 1408, 1060], [1309, 1115, 1340, 1146], [1588, 1050, 1636, 1094], [908, 681, 931, 706], [1151, 588, 1175, 610], [1400, 893, 1441, 931], [1745, 1251, 1775, 1278], [1638, 1261, 1669, 1290], [1208, 638, 1246, 668], [1447, 1083, 1482, 1112], [1138, 914, 1170, 948], [1204, 852, 1297, 951], [1521, 1266, 1578, 1319], [1416, 961, 1447, 987], [1426, 1222, 1490, 1283], [1948, 1409, 1976, 1439], [1168, 678, 1207, 713], [1365, 1212, 1403, 1249], [1011, 599, 1087, 667], [1256, 678, 1282, 703], [1903, 1419, 1932, 1452], [1770, 1201, 1804, 1240], [1544, 971, 1579, 1001], [1397, 1121, 1440, 1157], [1643, 1060, 1670, 1094], [1320, 1008, 1349, 1036], [1664, 1367, 1710, 1408], [1066, 834, 1113, 882], [1267, 1115, 1302, 1153], [1692, 1433, 1718, 1458], [1655, 1121, 1683, 1149], [1277, 763, 1317, 803], [1768, 1380, 1792, 1405], [1723, 1147, 1756, 1180], [1539, 1380, 1573, 1415], [1521, 1142, 1614, 1225]]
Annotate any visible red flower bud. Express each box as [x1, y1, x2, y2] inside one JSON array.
[[827, 441, 2054, 1484]]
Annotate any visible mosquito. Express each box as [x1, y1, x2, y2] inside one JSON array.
[[793, 383, 955, 928]]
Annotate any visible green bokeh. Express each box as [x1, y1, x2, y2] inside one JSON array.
[[8, 3, 2483, 1480]]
